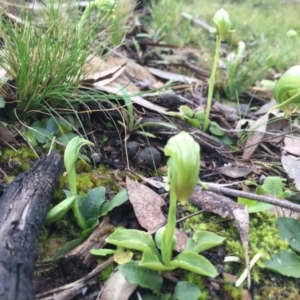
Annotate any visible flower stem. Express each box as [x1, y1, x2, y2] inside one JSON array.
[[203, 34, 221, 132], [161, 184, 177, 266]]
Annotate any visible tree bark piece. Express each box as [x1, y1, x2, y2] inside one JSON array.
[[0, 151, 63, 300]]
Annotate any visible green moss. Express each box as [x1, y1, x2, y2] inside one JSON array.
[[182, 205, 291, 292], [224, 283, 242, 300], [183, 272, 208, 300], [0, 146, 38, 175], [99, 264, 115, 282]]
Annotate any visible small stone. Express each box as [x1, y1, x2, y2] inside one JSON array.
[[226, 113, 239, 123], [157, 92, 181, 110], [90, 153, 101, 164], [136, 147, 161, 169], [126, 141, 139, 159]]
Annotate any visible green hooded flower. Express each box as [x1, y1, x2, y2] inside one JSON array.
[[64, 136, 93, 196], [164, 132, 200, 204], [273, 65, 300, 114], [212, 8, 234, 41]]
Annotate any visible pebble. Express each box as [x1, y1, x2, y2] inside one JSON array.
[[126, 141, 140, 159], [135, 147, 161, 168]]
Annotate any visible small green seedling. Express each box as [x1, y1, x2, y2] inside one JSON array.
[[272, 65, 300, 115], [169, 106, 205, 128], [91, 132, 225, 283], [203, 8, 234, 132], [45, 136, 128, 234], [238, 176, 294, 213]]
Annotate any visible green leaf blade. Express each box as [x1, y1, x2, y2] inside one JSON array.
[[170, 251, 218, 277], [99, 188, 128, 217], [185, 231, 225, 253], [78, 186, 106, 220], [140, 248, 174, 271], [265, 250, 300, 278], [119, 261, 163, 295], [106, 228, 157, 254], [173, 281, 201, 300], [276, 217, 300, 252]]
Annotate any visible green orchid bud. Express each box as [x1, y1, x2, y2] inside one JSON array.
[[273, 65, 300, 114], [164, 132, 200, 204], [212, 8, 233, 41]]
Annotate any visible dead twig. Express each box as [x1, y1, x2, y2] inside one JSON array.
[[204, 183, 300, 212]]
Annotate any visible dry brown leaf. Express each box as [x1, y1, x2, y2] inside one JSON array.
[[147, 67, 202, 84], [126, 176, 166, 233], [217, 165, 254, 178], [283, 136, 300, 156], [242, 113, 269, 160], [0, 122, 18, 144], [281, 154, 300, 191], [190, 186, 250, 288], [174, 228, 188, 252], [254, 99, 276, 115], [95, 85, 170, 115]]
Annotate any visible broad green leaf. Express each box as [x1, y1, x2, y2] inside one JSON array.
[[173, 281, 201, 300], [170, 251, 218, 277], [44, 196, 76, 225], [46, 116, 59, 135], [99, 188, 128, 217], [58, 132, 79, 146], [180, 105, 193, 118], [119, 261, 163, 295], [219, 134, 233, 146], [140, 248, 174, 271], [194, 110, 205, 123], [53, 238, 85, 261], [276, 217, 300, 252], [78, 186, 106, 220], [258, 176, 284, 197], [238, 197, 272, 213], [240, 176, 286, 213], [29, 126, 52, 144], [106, 228, 158, 254], [24, 130, 37, 147], [265, 251, 300, 278], [185, 231, 225, 253], [187, 118, 200, 128], [91, 248, 115, 256], [209, 122, 225, 137]]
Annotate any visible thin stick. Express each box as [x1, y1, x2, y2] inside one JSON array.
[[204, 183, 300, 212]]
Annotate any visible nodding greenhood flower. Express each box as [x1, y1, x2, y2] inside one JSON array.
[[64, 136, 94, 196], [211, 8, 234, 41], [164, 132, 200, 204], [273, 65, 300, 114]]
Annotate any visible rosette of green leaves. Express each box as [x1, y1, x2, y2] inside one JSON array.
[[273, 65, 300, 115], [164, 131, 200, 204]]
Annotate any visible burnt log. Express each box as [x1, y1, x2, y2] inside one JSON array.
[[0, 151, 63, 300]]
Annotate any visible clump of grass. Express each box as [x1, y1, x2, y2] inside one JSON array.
[[0, 2, 113, 117]]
